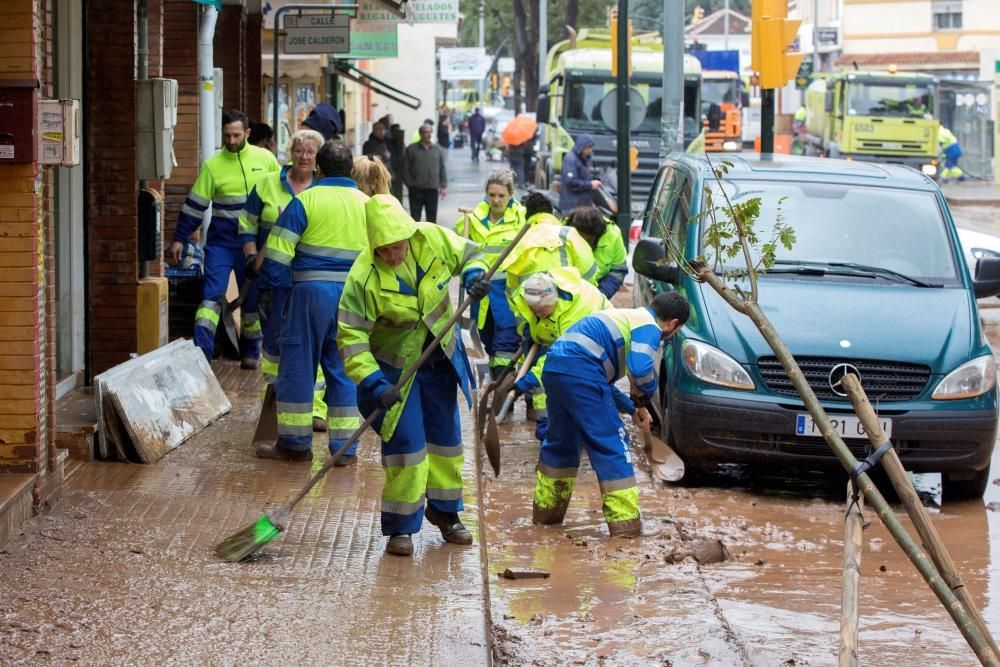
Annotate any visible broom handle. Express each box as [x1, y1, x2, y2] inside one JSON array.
[[285, 220, 533, 510]]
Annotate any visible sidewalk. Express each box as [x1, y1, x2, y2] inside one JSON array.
[[0, 362, 490, 664], [942, 180, 1000, 207]]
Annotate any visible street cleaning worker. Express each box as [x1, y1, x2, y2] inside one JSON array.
[[168, 109, 280, 366], [509, 268, 611, 442], [455, 170, 526, 377], [558, 133, 601, 212], [939, 126, 965, 181], [254, 141, 367, 464], [240, 128, 327, 432], [565, 206, 628, 299], [503, 191, 598, 292], [533, 293, 690, 537], [352, 154, 392, 197], [338, 194, 491, 557]]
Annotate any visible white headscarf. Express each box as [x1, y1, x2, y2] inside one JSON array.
[[522, 273, 558, 309]]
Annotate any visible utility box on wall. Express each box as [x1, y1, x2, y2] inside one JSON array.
[[0, 81, 39, 164], [137, 78, 179, 179], [38, 98, 81, 167]]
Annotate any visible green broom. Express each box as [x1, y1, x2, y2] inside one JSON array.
[[216, 221, 532, 562]]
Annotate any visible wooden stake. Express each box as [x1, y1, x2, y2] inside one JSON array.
[[840, 481, 864, 667], [697, 267, 997, 665], [842, 374, 1000, 660]]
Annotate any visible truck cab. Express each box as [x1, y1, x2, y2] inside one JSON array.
[[701, 70, 743, 152]]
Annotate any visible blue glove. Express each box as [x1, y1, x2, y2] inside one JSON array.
[[514, 373, 539, 395], [534, 417, 548, 443]]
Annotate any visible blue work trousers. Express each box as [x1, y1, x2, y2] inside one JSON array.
[[359, 360, 464, 536], [274, 281, 358, 455], [193, 244, 260, 361], [538, 369, 636, 488], [472, 278, 520, 370]]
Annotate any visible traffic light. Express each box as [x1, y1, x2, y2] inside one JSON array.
[[502, 74, 511, 96], [751, 0, 803, 89], [609, 8, 632, 77]]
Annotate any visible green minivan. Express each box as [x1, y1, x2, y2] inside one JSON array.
[[632, 154, 1000, 500]]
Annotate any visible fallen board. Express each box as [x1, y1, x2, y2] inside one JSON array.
[[94, 339, 231, 463]]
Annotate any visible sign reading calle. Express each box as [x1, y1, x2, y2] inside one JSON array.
[[284, 13, 351, 54]]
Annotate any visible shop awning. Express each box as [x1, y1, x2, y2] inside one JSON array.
[[332, 61, 421, 110]]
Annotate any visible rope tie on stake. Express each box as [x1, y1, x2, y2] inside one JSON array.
[[846, 440, 893, 519]]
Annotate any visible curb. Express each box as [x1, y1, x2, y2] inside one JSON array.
[[946, 196, 1000, 208]]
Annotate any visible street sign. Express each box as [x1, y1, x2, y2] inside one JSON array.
[[439, 47, 489, 81], [358, 0, 459, 24], [284, 13, 351, 54], [342, 22, 398, 59], [795, 61, 814, 90], [816, 27, 839, 47]]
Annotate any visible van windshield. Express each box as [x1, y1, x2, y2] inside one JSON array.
[[701, 180, 959, 284]]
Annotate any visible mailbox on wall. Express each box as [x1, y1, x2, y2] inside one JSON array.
[[0, 80, 39, 164]]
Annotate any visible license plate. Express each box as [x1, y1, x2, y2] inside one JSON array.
[[882, 142, 902, 150], [795, 414, 892, 440]]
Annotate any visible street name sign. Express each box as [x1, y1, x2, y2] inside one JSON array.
[[284, 13, 351, 54]]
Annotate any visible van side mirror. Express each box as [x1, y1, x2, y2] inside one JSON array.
[[537, 84, 550, 123], [824, 90, 834, 114], [974, 256, 1000, 298], [632, 237, 679, 284]]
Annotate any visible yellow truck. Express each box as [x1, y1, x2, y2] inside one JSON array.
[[804, 70, 939, 175], [535, 28, 703, 211]]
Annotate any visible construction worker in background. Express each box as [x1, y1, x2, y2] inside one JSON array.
[[792, 105, 807, 156], [240, 128, 327, 432], [532, 293, 690, 538], [905, 94, 930, 118], [338, 194, 491, 557], [558, 133, 601, 212], [254, 141, 367, 464], [501, 192, 598, 422], [564, 206, 628, 299], [509, 268, 611, 442], [301, 102, 343, 141], [456, 170, 526, 378], [248, 122, 277, 155], [939, 126, 966, 181], [168, 109, 280, 367]]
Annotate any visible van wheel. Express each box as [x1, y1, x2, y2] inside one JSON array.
[[942, 467, 990, 501]]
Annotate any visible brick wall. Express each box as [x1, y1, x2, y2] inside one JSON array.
[[244, 13, 263, 122], [215, 6, 247, 115], [39, 0, 55, 488], [86, 0, 138, 375], [162, 0, 199, 242], [0, 0, 43, 474]]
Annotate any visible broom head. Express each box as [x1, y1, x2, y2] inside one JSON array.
[[215, 508, 288, 562]]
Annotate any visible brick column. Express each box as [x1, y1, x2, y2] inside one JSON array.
[[214, 5, 245, 113], [86, 0, 139, 374], [162, 0, 200, 242], [0, 0, 44, 474], [244, 12, 263, 122]]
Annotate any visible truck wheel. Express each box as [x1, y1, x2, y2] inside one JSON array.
[[942, 467, 990, 501]]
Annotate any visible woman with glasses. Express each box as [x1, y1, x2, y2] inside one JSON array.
[[239, 129, 329, 433]]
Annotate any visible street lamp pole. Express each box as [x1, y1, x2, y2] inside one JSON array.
[[615, 0, 630, 240], [539, 0, 547, 90], [479, 0, 486, 104], [813, 0, 820, 70]]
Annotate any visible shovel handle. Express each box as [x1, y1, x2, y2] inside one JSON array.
[[496, 343, 540, 420], [284, 220, 533, 511]]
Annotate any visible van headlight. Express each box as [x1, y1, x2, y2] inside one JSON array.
[[723, 141, 739, 151], [682, 340, 755, 390], [922, 164, 937, 176], [932, 356, 996, 399]]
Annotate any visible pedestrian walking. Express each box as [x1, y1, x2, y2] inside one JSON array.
[[455, 170, 526, 377], [301, 102, 343, 141], [388, 124, 406, 202], [467, 107, 486, 162], [509, 268, 611, 443], [168, 109, 280, 366], [362, 122, 392, 170], [248, 121, 277, 155], [508, 140, 530, 189], [532, 293, 690, 537], [337, 194, 492, 557], [402, 124, 447, 223], [352, 155, 392, 196], [558, 133, 601, 213], [565, 206, 628, 299], [437, 106, 452, 149], [239, 128, 328, 431], [254, 141, 368, 464]]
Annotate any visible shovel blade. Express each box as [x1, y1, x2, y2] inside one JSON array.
[[484, 409, 501, 476], [644, 431, 684, 482], [477, 379, 493, 442], [252, 384, 279, 445]]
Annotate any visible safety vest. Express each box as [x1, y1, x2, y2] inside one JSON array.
[[455, 199, 526, 327], [261, 176, 369, 286], [939, 127, 958, 150], [239, 166, 316, 249], [174, 142, 280, 248], [593, 222, 628, 286], [528, 211, 562, 226], [511, 266, 611, 387], [502, 221, 598, 291], [338, 196, 488, 440], [546, 307, 662, 399]]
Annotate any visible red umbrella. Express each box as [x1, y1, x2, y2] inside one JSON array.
[[501, 115, 538, 147]]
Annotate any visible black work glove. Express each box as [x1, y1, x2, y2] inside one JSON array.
[[245, 254, 260, 280], [467, 276, 491, 301], [256, 288, 273, 317], [376, 385, 402, 409]]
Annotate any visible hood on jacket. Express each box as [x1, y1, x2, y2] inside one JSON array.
[[366, 194, 417, 250], [302, 102, 343, 140], [572, 133, 594, 156]]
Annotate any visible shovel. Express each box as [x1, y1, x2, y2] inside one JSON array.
[[644, 394, 685, 483], [476, 347, 525, 447], [251, 383, 279, 445], [483, 343, 540, 476], [221, 277, 254, 356], [493, 343, 540, 422]]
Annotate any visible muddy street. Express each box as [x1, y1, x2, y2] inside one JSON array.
[[1, 152, 998, 665]]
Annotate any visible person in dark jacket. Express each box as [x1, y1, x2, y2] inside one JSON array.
[[362, 122, 392, 171], [388, 124, 406, 202], [302, 102, 343, 141], [558, 133, 601, 212], [468, 107, 486, 162]]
